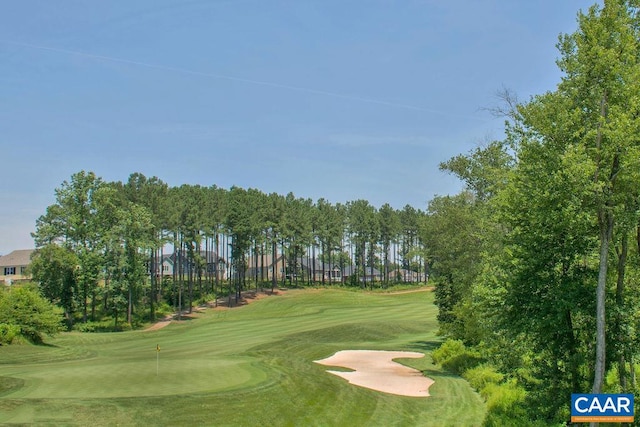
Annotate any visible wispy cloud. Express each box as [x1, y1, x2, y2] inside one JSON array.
[[2, 41, 442, 114], [326, 133, 433, 148], [137, 123, 223, 140]]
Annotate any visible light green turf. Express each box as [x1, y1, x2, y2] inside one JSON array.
[[0, 289, 486, 426]]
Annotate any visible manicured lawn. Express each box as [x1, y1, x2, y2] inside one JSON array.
[[0, 288, 485, 426]]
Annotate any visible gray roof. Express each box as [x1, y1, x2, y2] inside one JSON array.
[[0, 249, 35, 267], [342, 265, 381, 276], [164, 251, 225, 264], [246, 253, 283, 268], [298, 257, 340, 272]]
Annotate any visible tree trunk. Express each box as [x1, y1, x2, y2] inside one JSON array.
[[591, 91, 611, 396], [314, 242, 327, 286], [215, 232, 220, 302], [592, 208, 613, 394], [127, 282, 133, 325], [616, 234, 628, 391], [91, 287, 97, 321], [281, 241, 286, 288], [271, 238, 277, 292], [150, 248, 156, 322], [83, 281, 88, 323], [188, 262, 193, 314]]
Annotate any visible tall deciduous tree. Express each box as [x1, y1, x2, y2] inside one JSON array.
[[32, 171, 105, 323], [422, 192, 484, 340], [512, 0, 640, 394], [30, 244, 79, 329]]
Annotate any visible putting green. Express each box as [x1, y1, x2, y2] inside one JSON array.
[[0, 288, 486, 426], [3, 356, 266, 398]]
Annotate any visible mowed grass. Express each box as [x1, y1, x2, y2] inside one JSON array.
[[0, 288, 485, 426]]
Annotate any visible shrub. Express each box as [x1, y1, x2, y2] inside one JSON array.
[[432, 339, 483, 374], [199, 293, 217, 306], [0, 287, 63, 344], [463, 364, 504, 391], [432, 339, 464, 364], [154, 302, 173, 318], [481, 380, 529, 426], [74, 319, 132, 332], [481, 380, 525, 412], [0, 323, 20, 345]]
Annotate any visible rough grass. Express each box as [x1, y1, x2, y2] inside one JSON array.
[[0, 288, 485, 426]]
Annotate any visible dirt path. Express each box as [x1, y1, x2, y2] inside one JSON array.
[[143, 314, 174, 332]]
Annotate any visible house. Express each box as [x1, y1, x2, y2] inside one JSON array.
[[158, 251, 226, 279], [342, 265, 382, 282], [298, 258, 342, 282], [391, 268, 421, 283], [0, 249, 35, 284], [245, 253, 285, 281]]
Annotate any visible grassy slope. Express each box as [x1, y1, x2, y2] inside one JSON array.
[[0, 289, 485, 426]]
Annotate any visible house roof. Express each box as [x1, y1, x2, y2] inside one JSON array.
[[246, 253, 283, 268], [163, 251, 225, 265], [298, 257, 340, 272], [342, 265, 381, 276], [393, 268, 419, 276], [0, 249, 35, 267]]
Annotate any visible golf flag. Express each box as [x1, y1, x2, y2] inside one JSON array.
[[156, 344, 160, 376]]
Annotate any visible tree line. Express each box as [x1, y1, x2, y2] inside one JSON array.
[[428, 0, 640, 424], [30, 171, 430, 330]]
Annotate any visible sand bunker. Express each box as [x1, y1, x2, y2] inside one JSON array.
[[314, 350, 434, 397]]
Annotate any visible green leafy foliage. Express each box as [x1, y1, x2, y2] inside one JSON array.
[[463, 365, 504, 391], [0, 287, 63, 344], [0, 324, 20, 345], [432, 339, 483, 374], [429, 2, 640, 423], [30, 244, 79, 329], [480, 381, 530, 427]]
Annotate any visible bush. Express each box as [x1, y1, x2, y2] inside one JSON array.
[[74, 319, 132, 332], [154, 301, 173, 318], [74, 320, 112, 333], [198, 293, 217, 306], [480, 380, 535, 427], [463, 364, 504, 391], [0, 323, 20, 345], [432, 339, 483, 374], [481, 380, 525, 412], [0, 287, 63, 344], [432, 339, 464, 364]]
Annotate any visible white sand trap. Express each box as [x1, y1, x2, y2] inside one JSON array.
[[314, 350, 434, 397]]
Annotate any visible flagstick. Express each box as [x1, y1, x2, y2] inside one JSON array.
[[156, 344, 160, 376]]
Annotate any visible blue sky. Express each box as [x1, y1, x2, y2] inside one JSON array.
[[0, 0, 597, 254]]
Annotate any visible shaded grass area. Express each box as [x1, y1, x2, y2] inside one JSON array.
[[0, 289, 485, 426]]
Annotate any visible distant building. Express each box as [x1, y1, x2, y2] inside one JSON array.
[[391, 268, 422, 283], [298, 258, 342, 282], [342, 265, 382, 282], [245, 253, 285, 281], [0, 249, 35, 284], [157, 251, 226, 279]]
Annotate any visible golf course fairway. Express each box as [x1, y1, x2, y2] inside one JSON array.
[[0, 288, 485, 426]]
